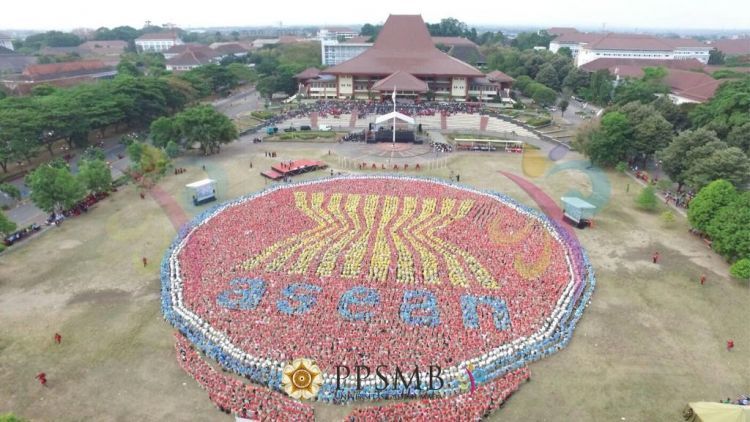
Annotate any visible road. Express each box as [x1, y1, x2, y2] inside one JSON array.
[[3, 88, 258, 229]]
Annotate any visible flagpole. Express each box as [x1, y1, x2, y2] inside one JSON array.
[[391, 86, 396, 166]]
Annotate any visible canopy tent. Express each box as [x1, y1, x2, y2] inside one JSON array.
[[186, 179, 216, 206], [685, 402, 750, 422], [375, 112, 416, 125], [561, 196, 596, 226]]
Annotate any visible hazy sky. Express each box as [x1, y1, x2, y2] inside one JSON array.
[[2, 0, 749, 31]]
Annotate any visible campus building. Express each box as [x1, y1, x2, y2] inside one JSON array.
[[321, 38, 372, 66], [0, 32, 14, 51], [135, 31, 183, 53], [580, 58, 720, 103], [316, 27, 359, 40], [303, 15, 510, 101], [549, 29, 711, 66]]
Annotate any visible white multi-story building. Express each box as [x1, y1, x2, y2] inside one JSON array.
[[321, 39, 372, 66], [135, 31, 183, 53], [0, 32, 14, 51], [549, 30, 711, 67], [317, 27, 358, 41]]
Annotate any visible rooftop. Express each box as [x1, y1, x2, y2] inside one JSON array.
[[486, 70, 515, 83], [709, 38, 750, 56], [324, 15, 482, 78], [371, 71, 429, 92], [23, 60, 110, 77], [432, 36, 477, 47], [136, 31, 181, 41]]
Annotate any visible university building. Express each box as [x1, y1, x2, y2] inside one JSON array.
[[135, 31, 183, 53], [298, 15, 513, 102], [548, 29, 711, 66]]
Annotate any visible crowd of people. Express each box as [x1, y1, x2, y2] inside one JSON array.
[[161, 176, 595, 417], [174, 332, 314, 421], [248, 100, 485, 134], [347, 366, 530, 422]]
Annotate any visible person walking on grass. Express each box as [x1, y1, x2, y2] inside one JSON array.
[[652, 251, 660, 264]]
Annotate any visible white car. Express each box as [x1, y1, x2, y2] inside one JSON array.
[[319, 125, 332, 131]]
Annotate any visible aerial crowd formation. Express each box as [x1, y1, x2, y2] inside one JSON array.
[[161, 176, 595, 419]]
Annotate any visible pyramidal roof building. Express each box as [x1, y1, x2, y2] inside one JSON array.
[[297, 15, 512, 101]]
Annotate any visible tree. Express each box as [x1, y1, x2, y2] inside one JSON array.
[[684, 147, 750, 190], [165, 140, 180, 158], [535, 63, 560, 91], [511, 31, 553, 50], [359, 23, 382, 40], [691, 79, 750, 138], [585, 69, 614, 105], [730, 258, 750, 280], [635, 186, 658, 211], [173, 105, 237, 155], [706, 192, 750, 261], [116, 60, 141, 77], [149, 116, 179, 148], [137, 144, 169, 176], [727, 122, 750, 154], [558, 99, 569, 117], [531, 84, 557, 107], [688, 179, 737, 233], [557, 47, 572, 58], [582, 112, 632, 167], [660, 129, 721, 190], [81, 146, 106, 162], [25, 164, 85, 213], [126, 141, 145, 163], [0, 211, 16, 235], [0, 183, 21, 200], [78, 159, 112, 193], [708, 48, 725, 65]]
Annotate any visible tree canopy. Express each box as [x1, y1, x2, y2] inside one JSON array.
[[25, 164, 85, 213]]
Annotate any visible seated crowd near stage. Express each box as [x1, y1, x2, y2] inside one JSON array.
[[162, 177, 595, 420]]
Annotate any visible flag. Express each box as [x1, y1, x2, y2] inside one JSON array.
[[392, 87, 396, 103]]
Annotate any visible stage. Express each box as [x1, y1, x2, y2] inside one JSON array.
[[261, 159, 328, 180]]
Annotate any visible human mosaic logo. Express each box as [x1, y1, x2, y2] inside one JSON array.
[[161, 176, 595, 404]]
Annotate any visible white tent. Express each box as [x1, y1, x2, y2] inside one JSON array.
[[375, 111, 415, 125], [186, 179, 216, 205]]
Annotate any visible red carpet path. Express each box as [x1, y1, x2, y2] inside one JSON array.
[[310, 111, 318, 129], [441, 112, 448, 130], [349, 110, 358, 128], [499, 171, 564, 224], [149, 186, 189, 230]]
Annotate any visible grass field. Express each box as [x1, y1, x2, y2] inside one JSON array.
[[0, 140, 747, 421]]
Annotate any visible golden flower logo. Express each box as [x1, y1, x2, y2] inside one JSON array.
[[458, 363, 476, 394], [282, 358, 323, 400]]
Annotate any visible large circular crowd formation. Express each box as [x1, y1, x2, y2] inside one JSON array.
[[161, 175, 595, 417]]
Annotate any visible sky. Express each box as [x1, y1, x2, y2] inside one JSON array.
[[1, 0, 749, 32]]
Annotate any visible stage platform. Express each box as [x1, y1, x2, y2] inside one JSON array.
[[261, 159, 328, 180]]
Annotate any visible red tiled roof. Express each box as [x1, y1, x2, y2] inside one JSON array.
[[78, 40, 127, 55], [371, 71, 429, 92], [710, 39, 750, 56], [665, 69, 722, 102], [136, 31, 180, 41], [663, 38, 709, 49], [586, 33, 677, 51], [294, 67, 321, 80], [323, 15, 482, 78], [548, 27, 578, 36], [487, 70, 515, 83], [580, 58, 706, 73], [553, 32, 602, 44], [432, 37, 477, 47], [23, 60, 108, 77], [166, 48, 216, 67], [580, 58, 720, 102], [165, 43, 216, 56]]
